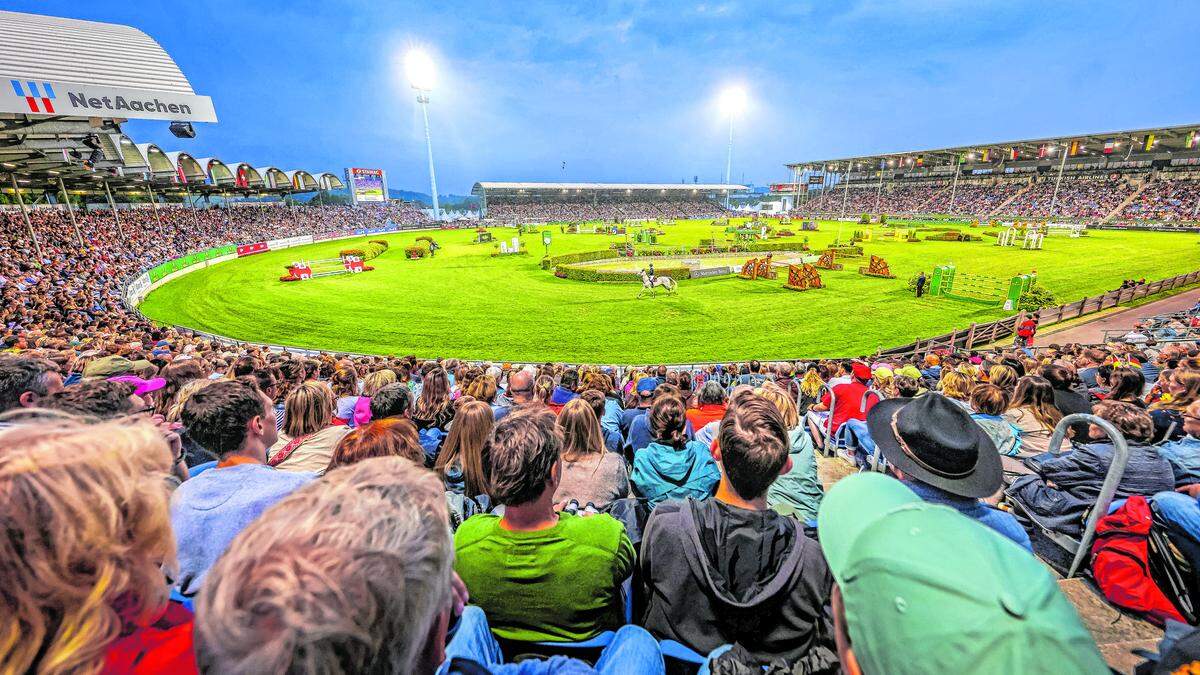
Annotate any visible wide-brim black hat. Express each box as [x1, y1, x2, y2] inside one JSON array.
[[866, 393, 1003, 498]]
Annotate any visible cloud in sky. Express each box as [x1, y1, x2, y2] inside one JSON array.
[[10, 0, 1200, 192]]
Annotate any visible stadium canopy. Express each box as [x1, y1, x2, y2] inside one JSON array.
[[785, 123, 1200, 174], [472, 181, 748, 198], [0, 10, 356, 201]]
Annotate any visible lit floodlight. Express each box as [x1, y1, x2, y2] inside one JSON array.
[[719, 86, 747, 117], [406, 49, 436, 91]]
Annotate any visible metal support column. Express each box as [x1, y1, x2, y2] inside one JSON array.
[[145, 183, 163, 229], [948, 159, 961, 215], [1047, 145, 1069, 219], [11, 174, 42, 259], [840, 164, 851, 218], [57, 176, 84, 248], [103, 180, 125, 241]]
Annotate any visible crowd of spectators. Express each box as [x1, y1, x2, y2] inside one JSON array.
[[4, 192, 1200, 672], [1119, 177, 1200, 223], [997, 177, 1136, 220], [487, 198, 727, 223], [6, 317, 1200, 672], [789, 175, 1200, 223]]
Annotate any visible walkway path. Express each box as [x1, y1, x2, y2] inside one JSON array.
[[1033, 286, 1200, 346]]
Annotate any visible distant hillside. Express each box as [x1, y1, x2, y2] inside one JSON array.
[[389, 189, 479, 209]]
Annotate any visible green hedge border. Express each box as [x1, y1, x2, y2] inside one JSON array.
[[555, 265, 692, 283]]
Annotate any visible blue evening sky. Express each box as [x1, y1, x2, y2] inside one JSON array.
[[10, 1, 1199, 193]]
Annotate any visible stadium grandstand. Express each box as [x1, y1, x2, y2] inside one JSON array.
[[781, 123, 1200, 227], [5, 7, 1200, 675], [473, 181, 743, 221]]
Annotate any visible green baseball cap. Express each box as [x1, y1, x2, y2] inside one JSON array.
[[83, 355, 134, 378], [818, 473, 1107, 675]]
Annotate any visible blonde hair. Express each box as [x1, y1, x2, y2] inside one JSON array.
[[0, 422, 175, 675], [756, 384, 800, 428], [362, 369, 397, 397], [283, 381, 335, 438], [557, 398, 605, 461], [165, 378, 212, 423], [195, 457, 452, 674], [939, 369, 972, 400]]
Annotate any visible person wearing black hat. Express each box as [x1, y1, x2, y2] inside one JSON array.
[[867, 393, 1032, 550]]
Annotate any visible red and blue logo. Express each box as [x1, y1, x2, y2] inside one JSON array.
[[10, 80, 55, 113]]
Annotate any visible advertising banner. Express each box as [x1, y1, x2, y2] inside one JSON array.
[[1, 76, 216, 122], [266, 235, 314, 250], [237, 242, 269, 257]]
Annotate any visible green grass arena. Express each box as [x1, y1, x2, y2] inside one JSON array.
[[138, 220, 1200, 363]]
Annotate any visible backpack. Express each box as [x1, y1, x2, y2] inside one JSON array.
[[1091, 496, 1186, 626]]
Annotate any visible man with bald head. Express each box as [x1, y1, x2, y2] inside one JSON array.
[[494, 368, 538, 421]]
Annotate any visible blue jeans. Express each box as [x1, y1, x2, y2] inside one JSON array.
[[1152, 492, 1200, 542], [841, 419, 881, 469], [441, 606, 664, 675]]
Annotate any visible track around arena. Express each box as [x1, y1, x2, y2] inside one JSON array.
[[138, 220, 1200, 363]]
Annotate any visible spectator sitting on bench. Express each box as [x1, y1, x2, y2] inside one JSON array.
[[866, 393, 1031, 551], [1008, 400, 1175, 537], [641, 396, 834, 665], [454, 408, 634, 642], [630, 394, 720, 509], [818, 473, 1108, 675]]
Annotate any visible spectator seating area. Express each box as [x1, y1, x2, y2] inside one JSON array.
[[486, 198, 728, 223], [4, 257, 1200, 672], [790, 174, 1200, 224]]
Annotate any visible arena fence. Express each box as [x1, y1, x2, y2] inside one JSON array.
[[876, 269, 1200, 360]]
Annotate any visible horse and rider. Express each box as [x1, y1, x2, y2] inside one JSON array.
[[638, 262, 677, 298]]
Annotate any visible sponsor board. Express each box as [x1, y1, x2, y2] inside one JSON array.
[[237, 242, 269, 257], [266, 235, 315, 250], [2, 77, 216, 122]]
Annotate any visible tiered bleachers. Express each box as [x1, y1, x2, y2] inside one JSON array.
[[486, 198, 727, 222], [1119, 177, 1200, 223]]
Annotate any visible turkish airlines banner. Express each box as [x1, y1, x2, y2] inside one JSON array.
[[237, 242, 269, 257]]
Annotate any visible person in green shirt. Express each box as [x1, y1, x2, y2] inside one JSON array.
[[454, 407, 634, 643]]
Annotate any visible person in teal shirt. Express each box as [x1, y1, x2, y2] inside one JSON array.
[[454, 408, 634, 643], [630, 395, 720, 509]]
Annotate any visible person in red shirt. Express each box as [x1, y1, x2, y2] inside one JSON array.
[[1016, 315, 1039, 348], [807, 362, 873, 450], [0, 420, 198, 675], [686, 380, 728, 430]]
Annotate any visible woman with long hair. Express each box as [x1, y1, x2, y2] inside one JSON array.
[[411, 366, 455, 431], [433, 399, 493, 499], [268, 381, 349, 474], [1002, 375, 1066, 475], [758, 385, 823, 522], [1100, 366, 1146, 407], [629, 395, 720, 508], [553, 398, 629, 510], [154, 360, 204, 416], [938, 369, 974, 409], [0, 421, 196, 674], [1150, 368, 1200, 443], [330, 366, 368, 428]]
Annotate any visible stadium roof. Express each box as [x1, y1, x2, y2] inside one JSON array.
[[0, 11, 343, 198], [472, 181, 747, 196], [785, 123, 1200, 171], [0, 10, 215, 122]]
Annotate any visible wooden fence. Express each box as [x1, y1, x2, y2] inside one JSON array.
[[876, 269, 1200, 359]]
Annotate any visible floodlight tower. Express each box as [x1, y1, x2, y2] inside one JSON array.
[[406, 49, 440, 221], [719, 87, 747, 197]]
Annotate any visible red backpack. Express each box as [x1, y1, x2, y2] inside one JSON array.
[[1091, 495, 1185, 626]]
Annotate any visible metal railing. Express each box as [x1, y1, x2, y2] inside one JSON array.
[[1006, 413, 1130, 578], [877, 269, 1200, 360]]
